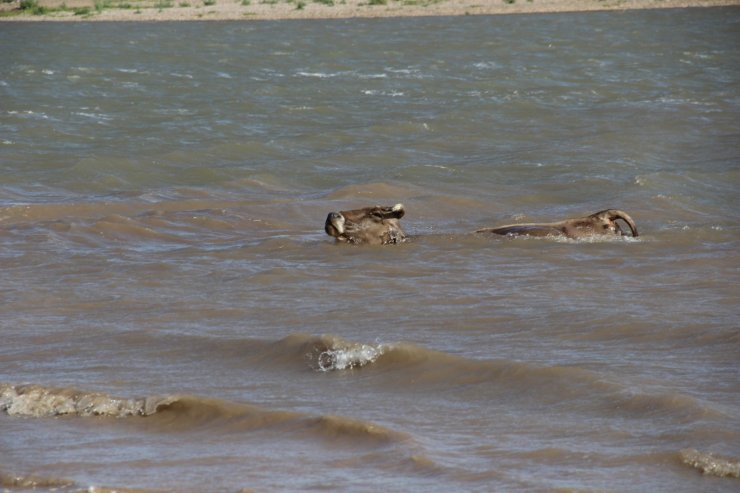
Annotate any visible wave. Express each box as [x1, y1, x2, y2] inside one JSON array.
[[0, 196, 313, 253], [680, 448, 740, 478], [0, 383, 176, 418], [295, 70, 388, 80], [4, 330, 722, 433], [273, 334, 724, 423], [104, 331, 726, 426], [315, 341, 387, 371], [167, 333, 390, 373], [324, 181, 422, 201], [608, 390, 725, 422], [481, 232, 642, 244], [0, 199, 235, 227], [0, 469, 167, 493], [0, 470, 74, 490], [0, 382, 408, 446], [286, 333, 388, 371]]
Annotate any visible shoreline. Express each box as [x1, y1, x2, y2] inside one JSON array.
[[1, 0, 738, 22]]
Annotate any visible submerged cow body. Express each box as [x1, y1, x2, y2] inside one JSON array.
[[324, 204, 406, 245], [476, 209, 639, 239]]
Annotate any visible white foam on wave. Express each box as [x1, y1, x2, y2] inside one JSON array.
[[385, 67, 418, 75], [384, 67, 427, 79], [0, 383, 176, 418], [356, 72, 388, 80], [680, 448, 740, 478], [362, 89, 404, 97], [0, 470, 74, 489], [542, 235, 642, 243], [316, 342, 388, 372], [296, 71, 338, 79], [74, 111, 113, 123], [296, 70, 387, 80], [472, 61, 501, 70], [7, 110, 51, 121], [552, 234, 641, 244], [497, 233, 641, 244]]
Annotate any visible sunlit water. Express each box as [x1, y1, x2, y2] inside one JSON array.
[[1, 8, 739, 493]]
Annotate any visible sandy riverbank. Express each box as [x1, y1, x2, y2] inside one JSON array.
[[1, 0, 738, 21]]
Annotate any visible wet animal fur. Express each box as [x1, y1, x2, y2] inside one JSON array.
[[476, 209, 639, 239], [324, 204, 406, 245]]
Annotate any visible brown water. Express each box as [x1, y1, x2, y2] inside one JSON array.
[[1, 9, 739, 493]]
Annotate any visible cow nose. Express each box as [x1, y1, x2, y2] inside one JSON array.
[[327, 212, 345, 234]]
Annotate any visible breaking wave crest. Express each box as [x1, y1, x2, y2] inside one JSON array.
[[277, 334, 725, 422], [0, 383, 176, 418], [0, 382, 408, 446], [0, 470, 74, 490], [680, 449, 740, 478], [0, 469, 169, 493], [316, 342, 386, 371], [294, 334, 388, 371]]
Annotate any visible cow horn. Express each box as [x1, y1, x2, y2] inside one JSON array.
[[607, 209, 639, 237]]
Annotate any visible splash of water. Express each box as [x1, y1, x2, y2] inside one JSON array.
[[680, 448, 740, 478], [0, 383, 174, 418], [315, 342, 387, 371]]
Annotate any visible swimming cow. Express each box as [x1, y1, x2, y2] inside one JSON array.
[[324, 204, 406, 245], [475, 209, 639, 239]]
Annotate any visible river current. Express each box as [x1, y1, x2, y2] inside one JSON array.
[[1, 8, 739, 492]]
